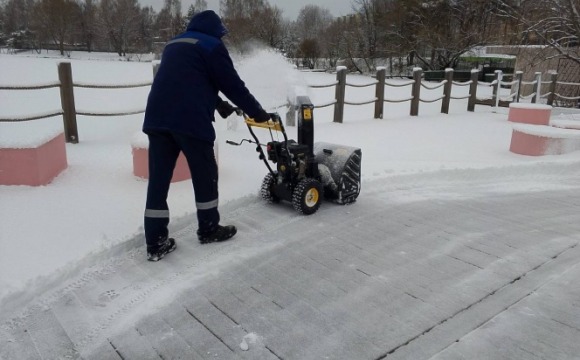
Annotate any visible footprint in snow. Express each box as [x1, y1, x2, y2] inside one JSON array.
[[97, 289, 119, 305]]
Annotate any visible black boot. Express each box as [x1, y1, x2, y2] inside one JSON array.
[[147, 237, 176, 261], [198, 225, 237, 244]]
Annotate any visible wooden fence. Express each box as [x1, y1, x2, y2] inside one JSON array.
[[2, 62, 579, 144], [0, 62, 154, 143], [295, 66, 580, 123]]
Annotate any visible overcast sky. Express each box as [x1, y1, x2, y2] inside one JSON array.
[[141, 0, 356, 21]]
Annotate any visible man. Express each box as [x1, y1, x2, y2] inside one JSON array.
[[142, 10, 270, 261]]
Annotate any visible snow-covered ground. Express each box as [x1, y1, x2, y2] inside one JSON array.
[[1, 49, 580, 313]]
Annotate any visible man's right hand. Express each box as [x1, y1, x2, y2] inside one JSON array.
[[268, 113, 281, 123], [253, 109, 271, 123]]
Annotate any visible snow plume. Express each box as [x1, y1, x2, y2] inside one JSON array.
[[232, 47, 308, 112]]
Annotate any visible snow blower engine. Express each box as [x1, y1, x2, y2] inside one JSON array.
[[226, 96, 361, 215]]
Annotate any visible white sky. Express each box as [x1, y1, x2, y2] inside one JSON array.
[[140, 0, 356, 20]]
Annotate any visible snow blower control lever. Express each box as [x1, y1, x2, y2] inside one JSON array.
[[226, 97, 362, 215]]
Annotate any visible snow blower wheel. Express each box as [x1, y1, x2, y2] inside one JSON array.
[[292, 178, 323, 215], [260, 172, 280, 203]]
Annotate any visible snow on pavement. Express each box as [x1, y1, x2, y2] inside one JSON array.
[[1, 164, 580, 359]]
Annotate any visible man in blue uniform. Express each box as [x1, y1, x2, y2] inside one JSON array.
[[143, 10, 270, 261]]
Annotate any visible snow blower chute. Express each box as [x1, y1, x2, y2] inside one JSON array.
[[226, 96, 361, 215]]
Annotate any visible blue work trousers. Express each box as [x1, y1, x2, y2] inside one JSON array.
[[144, 130, 220, 247]]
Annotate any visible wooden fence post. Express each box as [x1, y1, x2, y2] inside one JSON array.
[[547, 72, 558, 106], [492, 70, 502, 108], [532, 72, 542, 103], [514, 71, 523, 103], [152, 60, 160, 77], [286, 97, 296, 126], [333, 66, 347, 123], [374, 66, 386, 119], [467, 69, 479, 112], [58, 62, 78, 143], [441, 68, 453, 114], [410, 67, 422, 116]]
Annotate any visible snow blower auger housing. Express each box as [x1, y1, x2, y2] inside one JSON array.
[[228, 96, 361, 215]]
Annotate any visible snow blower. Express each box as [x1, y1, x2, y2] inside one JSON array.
[[226, 96, 362, 215]]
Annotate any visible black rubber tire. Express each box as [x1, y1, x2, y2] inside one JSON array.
[[292, 178, 323, 215], [260, 172, 280, 203]]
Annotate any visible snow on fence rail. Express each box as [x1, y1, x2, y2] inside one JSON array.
[[303, 66, 578, 123], [1, 62, 579, 143], [0, 62, 153, 143]]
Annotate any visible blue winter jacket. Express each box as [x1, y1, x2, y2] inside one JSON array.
[[143, 10, 266, 142]]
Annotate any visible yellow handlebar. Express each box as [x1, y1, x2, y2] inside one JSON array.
[[245, 118, 283, 132]]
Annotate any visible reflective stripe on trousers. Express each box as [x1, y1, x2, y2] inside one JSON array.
[[145, 209, 170, 218], [196, 199, 218, 210]]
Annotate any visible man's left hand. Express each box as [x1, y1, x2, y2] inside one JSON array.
[[216, 100, 236, 118]]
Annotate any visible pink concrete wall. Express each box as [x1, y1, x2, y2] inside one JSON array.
[[509, 130, 550, 156], [0, 133, 68, 186], [132, 147, 192, 182], [508, 105, 552, 125], [509, 128, 580, 156]]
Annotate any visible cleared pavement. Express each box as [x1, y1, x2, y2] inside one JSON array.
[[1, 163, 580, 360]]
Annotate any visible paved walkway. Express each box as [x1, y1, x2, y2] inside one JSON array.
[[1, 165, 580, 360]]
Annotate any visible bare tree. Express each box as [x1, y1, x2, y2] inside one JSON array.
[[77, 0, 98, 52], [297, 38, 320, 68], [252, 4, 285, 49], [0, 5, 3, 41], [380, 0, 416, 74], [405, 0, 501, 70], [321, 18, 349, 68], [294, 5, 333, 69], [155, 0, 183, 41], [184, 0, 208, 27], [338, 15, 369, 73], [496, 0, 580, 66], [220, 0, 243, 45], [32, 0, 79, 55], [220, 0, 266, 18], [219, 0, 285, 50], [279, 17, 300, 58], [2, 0, 35, 33], [220, 0, 266, 47], [344, 0, 414, 73], [190, 0, 208, 14], [350, 0, 385, 72], [136, 5, 156, 52], [295, 5, 333, 40], [99, 0, 142, 56]]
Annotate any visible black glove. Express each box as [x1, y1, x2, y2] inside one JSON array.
[[269, 112, 281, 123], [253, 109, 271, 123], [216, 100, 236, 118]]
